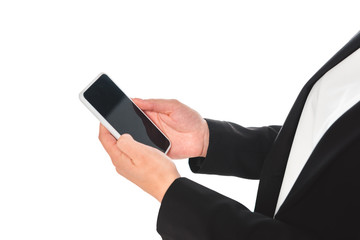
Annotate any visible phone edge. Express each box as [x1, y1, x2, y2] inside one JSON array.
[[79, 73, 121, 139], [79, 73, 171, 154]]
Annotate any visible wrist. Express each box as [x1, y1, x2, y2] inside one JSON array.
[[157, 173, 181, 203], [200, 120, 209, 158]]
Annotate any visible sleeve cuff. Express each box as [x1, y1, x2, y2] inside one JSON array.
[[188, 118, 224, 174], [157, 177, 218, 239], [188, 119, 281, 179]]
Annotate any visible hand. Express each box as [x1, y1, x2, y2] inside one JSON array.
[[133, 98, 209, 159], [99, 124, 180, 202]]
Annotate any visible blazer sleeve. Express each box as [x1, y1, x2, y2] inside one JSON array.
[[157, 178, 317, 240], [189, 119, 282, 179]]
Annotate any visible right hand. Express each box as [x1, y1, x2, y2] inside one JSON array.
[[132, 98, 209, 159]]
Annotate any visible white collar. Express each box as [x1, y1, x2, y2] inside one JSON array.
[[275, 47, 360, 215]]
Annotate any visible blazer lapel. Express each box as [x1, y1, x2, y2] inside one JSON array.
[[275, 101, 360, 216], [255, 31, 360, 217]]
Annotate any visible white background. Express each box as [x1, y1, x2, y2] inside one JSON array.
[[0, 1, 359, 239]]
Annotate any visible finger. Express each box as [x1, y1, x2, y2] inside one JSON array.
[[116, 134, 149, 162], [112, 151, 133, 174], [132, 98, 179, 114], [98, 124, 121, 157]]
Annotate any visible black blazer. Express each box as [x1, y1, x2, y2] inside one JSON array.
[[157, 32, 360, 240]]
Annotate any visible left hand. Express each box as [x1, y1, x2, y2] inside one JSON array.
[[98, 124, 180, 202]]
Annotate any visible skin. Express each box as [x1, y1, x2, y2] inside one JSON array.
[[98, 98, 209, 202]]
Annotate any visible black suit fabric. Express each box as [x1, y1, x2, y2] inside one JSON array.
[[157, 32, 360, 240]]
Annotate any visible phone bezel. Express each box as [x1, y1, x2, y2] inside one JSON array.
[[79, 73, 171, 154]]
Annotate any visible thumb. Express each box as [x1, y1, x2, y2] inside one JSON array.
[[116, 134, 147, 161], [133, 98, 178, 114]]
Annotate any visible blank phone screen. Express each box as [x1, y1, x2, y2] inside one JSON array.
[[83, 74, 170, 153]]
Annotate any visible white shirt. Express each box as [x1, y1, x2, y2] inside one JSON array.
[[274, 48, 360, 215]]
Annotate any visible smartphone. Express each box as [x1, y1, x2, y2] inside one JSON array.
[[79, 73, 171, 154]]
